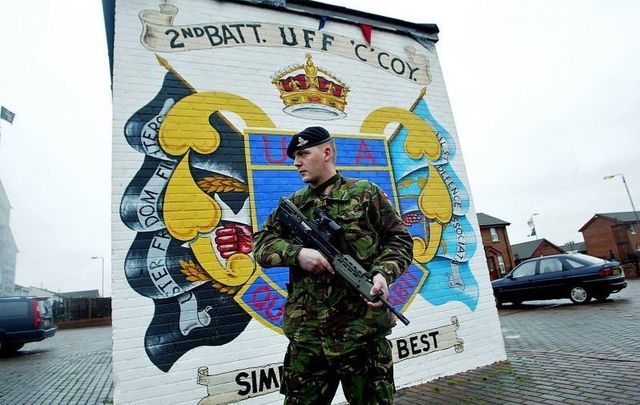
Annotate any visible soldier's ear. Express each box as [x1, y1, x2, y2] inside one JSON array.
[[323, 146, 331, 162]]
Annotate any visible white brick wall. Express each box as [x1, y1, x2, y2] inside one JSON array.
[[112, 1, 506, 403]]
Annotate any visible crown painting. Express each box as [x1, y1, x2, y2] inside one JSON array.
[[111, 1, 505, 404], [272, 54, 349, 120]]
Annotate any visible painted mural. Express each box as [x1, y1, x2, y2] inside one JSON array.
[[114, 1, 494, 403]]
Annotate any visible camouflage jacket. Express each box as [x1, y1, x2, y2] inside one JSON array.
[[253, 174, 413, 356]]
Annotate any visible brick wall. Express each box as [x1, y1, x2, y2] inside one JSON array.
[[480, 226, 515, 273], [112, 1, 506, 403], [582, 216, 640, 262], [532, 240, 565, 258], [582, 217, 618, 259]]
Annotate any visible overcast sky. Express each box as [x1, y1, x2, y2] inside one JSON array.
[[1, 0, 639, 296]]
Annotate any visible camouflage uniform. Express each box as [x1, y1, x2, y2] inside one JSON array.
[[253, 174, 413, 404]]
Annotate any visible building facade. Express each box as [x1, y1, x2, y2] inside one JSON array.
[[109, 0, 506, 403], [477, 213, 515, 280], [26, 286, 63, 303], [579, 212, 640, 263], [0, 180, 18, 297], [13, 284, 29, 296], [560, 241, 587, 254]]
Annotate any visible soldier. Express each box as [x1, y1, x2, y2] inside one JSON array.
[[253, 126, 413, 404]]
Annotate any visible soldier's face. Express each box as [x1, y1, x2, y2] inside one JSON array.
[[293, 145, 332, 186]]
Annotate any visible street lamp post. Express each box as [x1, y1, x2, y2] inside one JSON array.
[[603, 174, 640, 235], [91, 256, 105, 298], [604, 174, 640, 269]]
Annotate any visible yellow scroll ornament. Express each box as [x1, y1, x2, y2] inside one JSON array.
[[160, 92, 276, 287], [360, 107, 452, 263]]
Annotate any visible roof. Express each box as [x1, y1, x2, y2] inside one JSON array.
[[560, 241, 586, 252], [28, 286, 59, 295], [477, 213, 511, 227], [57, 289, 100, 299], [13, 284, 29, 293], [511, 240, 542, 259], [260, 0, 439, 38], [511, 238, 564, 260], [598, 211, 640, 223], [579, 211, 640, 231]]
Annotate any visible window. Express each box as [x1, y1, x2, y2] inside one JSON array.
[[38, 299, 51, 316], [571, 254, 605, 265], [497, 255, 506, 274], [0, 301, 28, 317], [490, 227, 499, 242], [512, 261, 536, 277], [564, 258, 584, 269], [538, 258, 563, 274]]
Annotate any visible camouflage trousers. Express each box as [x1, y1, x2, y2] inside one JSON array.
[[281, 338, 395, 404]]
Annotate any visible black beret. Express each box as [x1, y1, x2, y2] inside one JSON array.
[[287, 127, 331, 159]]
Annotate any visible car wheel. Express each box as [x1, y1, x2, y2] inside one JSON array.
[[495, 296, 503, 308], [569, 286, 591, 304], [0, 337, 21, 356]]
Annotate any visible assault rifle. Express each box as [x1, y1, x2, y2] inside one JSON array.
[[275, 198, 410, 326]]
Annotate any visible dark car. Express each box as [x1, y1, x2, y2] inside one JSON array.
[[492, 253, 627, 307], [0, 296, 57, 354]]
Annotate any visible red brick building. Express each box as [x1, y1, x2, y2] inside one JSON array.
[[510, 238, 565, 265], [477, 213, 515, 280], [579, 211, 640, 263]]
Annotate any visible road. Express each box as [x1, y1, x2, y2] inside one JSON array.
[[396, 278, 640, 404], [0, 326, 113, 404], [1, 279, 638, 404]]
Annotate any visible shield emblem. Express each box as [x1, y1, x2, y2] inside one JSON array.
[[236, 128, 428, 332]]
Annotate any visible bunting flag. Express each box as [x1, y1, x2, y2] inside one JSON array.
[[1, 106, 15, 124], [359, 23, 372, 45], [318, 15, 328, 30]]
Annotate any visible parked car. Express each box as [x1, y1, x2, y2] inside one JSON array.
[[492, 253, 627, 307], [0, 296, 57, 354]]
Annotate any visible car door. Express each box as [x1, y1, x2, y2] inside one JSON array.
[[560, 256, 591, 291], [499, 260, 538, 302], [534, 257, 566, 299], [0, 299, 31, 340]]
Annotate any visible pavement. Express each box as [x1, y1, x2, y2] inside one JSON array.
[[395, 278, 640, 405], [0, 325, 113, 404], [1, 279, 638, 404]]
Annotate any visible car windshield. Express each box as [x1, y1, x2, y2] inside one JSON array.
[[571, 253, 606, 264]]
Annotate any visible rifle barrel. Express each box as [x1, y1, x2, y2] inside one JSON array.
[[379, 296, 410, 326]]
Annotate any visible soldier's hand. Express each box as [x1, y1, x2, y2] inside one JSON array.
[[368, 273, 389, 309], [296, 248, 335, 275]]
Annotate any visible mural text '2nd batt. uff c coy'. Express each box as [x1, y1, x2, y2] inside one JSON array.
[[112, 1, 505, 403]]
